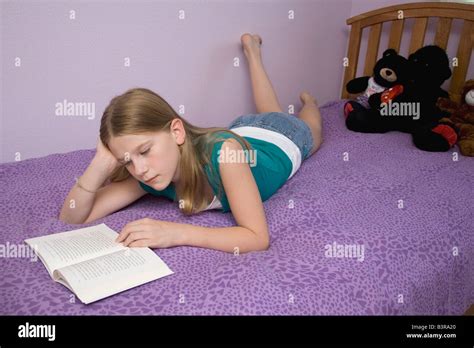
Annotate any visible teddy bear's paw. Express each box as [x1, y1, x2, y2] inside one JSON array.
[[344, 102, 354, 119], [343, 101, 366, 119], [413, 126, 456, 152], [432, 124, 458, 147]]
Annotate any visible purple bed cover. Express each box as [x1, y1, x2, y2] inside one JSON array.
[[1, 99, 472, 315]]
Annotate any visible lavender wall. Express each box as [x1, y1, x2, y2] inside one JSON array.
[[1, 0, 472, 163]]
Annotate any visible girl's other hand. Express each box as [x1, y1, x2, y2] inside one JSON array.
[[93, 138, 121, 174]]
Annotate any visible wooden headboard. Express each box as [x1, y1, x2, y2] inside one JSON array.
[[341, 1, 473, 103]]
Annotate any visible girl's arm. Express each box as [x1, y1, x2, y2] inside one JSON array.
[[117, 139, 270, 254], [59, 156, 116, 224], [179, 224, 269, 254], [59, 138, 121, 224], [181, 138, 270, 253]]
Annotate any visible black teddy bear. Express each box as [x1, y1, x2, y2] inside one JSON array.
[[343, 48, 410, 132], [344, 45, 458, 152], [345, 48, 410, 112]]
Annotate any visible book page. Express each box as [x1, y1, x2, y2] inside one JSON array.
[[24, 223, 125, 277], [52, 270, 74, 293], [57, 247, 173, 304]]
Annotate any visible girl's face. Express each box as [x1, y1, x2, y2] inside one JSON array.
[[108, 118, 186, 190]]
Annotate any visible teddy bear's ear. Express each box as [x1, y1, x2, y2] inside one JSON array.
[[383, 48, 397, 57], [442, 65, 452, 81]]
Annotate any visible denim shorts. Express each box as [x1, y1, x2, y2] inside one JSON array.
[[228, 112, 314, 160]]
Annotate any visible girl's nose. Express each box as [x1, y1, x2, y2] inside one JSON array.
[[134, 158, 149, 175]]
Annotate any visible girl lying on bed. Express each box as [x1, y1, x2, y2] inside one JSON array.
[[59, 33, 323, 254]]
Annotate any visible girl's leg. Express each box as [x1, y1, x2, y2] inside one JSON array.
[[241, 33, 322, 157], [298, 92, 323, 157], [241, 33, 283, 114]]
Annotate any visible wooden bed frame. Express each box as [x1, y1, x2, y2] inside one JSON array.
[[341, 1, 473, 103]]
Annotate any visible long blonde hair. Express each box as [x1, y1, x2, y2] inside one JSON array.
[[100, 87, 252, 215]]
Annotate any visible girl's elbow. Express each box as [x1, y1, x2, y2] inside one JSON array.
[[239, 242, 269, 254], [237, 236, 269, 254], [256, 236, 270, 251]]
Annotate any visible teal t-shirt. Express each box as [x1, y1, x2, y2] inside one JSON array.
[[139, 130, 293, 213]]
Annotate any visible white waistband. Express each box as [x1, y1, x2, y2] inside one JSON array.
[[229, 126, 302, 179]]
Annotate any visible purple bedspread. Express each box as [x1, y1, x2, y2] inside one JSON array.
[[1, 100, 472, 315]]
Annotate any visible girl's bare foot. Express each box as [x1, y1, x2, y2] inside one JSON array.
[[241, 33, 263, 60], [300, 91, 318, 106]]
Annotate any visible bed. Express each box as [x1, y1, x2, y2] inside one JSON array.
[[1, 2, 473, 315]]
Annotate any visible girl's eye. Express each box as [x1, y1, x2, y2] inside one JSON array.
[[123, 148, 150, 166]]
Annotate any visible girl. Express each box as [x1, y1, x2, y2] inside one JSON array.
[[59, 33, 323, 254]]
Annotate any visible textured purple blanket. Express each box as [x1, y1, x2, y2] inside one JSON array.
[[1, 100, 472, 315]]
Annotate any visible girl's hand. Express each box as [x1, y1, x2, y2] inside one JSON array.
[[115, 218, 183, 248], [93, 138, 121, 173]]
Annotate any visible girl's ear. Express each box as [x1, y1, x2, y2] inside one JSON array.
[[170, 118, 186, 146]]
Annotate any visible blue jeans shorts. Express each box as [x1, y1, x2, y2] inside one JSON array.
[[228, 112, 314, 160]]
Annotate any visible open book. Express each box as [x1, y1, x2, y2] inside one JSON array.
[[24, 223, 174, 304]]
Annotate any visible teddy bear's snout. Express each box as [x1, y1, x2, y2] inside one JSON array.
[[380, 68, 397, 82]]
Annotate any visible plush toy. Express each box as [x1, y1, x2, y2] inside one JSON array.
[[343, 48, 410, 132], [400, 45, 458, 151], [344, 45, 458, 152], [437, 79, 474, 156]]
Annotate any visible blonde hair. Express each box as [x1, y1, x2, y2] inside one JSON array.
[[100, 87, 252, 215]]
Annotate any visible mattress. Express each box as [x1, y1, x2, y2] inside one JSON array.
[[1, 99, 472, 315]]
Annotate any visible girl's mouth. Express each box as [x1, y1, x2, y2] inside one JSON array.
[[145, 175, 159, 183]]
